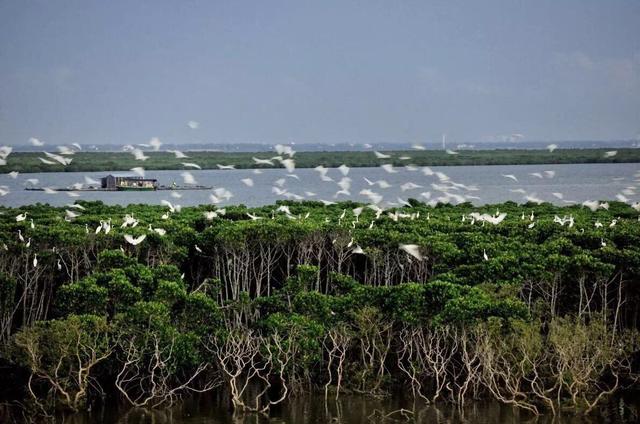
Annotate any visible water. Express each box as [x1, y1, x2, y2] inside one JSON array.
[[10, 393, 636, 424], [1, 163, 639, 208]]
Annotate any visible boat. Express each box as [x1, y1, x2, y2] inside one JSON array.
[[102, 174, 158, 191]]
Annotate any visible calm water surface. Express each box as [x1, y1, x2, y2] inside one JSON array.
[[18, 393, 636, 424], [1, 163, 639, 207]]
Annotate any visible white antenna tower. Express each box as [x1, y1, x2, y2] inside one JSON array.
[[442, 134, 446, 151]]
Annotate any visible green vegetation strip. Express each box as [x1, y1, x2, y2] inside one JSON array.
[[4, 148, 640, 173], [1, 200, 639, 416]]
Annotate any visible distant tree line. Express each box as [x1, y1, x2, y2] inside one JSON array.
[[4, 148, 640, 173]]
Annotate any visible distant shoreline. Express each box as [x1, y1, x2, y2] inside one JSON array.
[[3, 148, 640, 173]]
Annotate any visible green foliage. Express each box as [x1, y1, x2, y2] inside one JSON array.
[[435, 288, 528, 325], [97, 249, 136, 271], [105, 270, 142, 313], [179, 292, 223, 335], [56, 277, 108, 316], [12, 314, 112, 411], [0, 272, 17, 312], [154, 280, 187, 306], [1, 200, 639, 414], [261, 312, 325, 366]]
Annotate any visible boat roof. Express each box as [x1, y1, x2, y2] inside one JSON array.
[[104, 174, 157, 180]]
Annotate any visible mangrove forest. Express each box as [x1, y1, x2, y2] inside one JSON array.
[[0, 200, 639, 421]]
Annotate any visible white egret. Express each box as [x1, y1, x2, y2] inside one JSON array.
[[374, 151, 391, 159], [181, 172, 197, 185], [217, 164, 236, 170], [338, 164, 350, 176], [124, 234, 146, 246], [381, 164, 397, 174], [149, 137, 162, 151], [399, 244, 423, 261], [168, 149, 189, 159], [253, 157, 274, 166], [182, 162, 201, 169], [280, 158, 295, 173], [131, 149, 149, 161]]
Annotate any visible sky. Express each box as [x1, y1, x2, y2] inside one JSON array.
[[0, 0, 639, 146]]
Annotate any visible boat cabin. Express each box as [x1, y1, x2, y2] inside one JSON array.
[[101, 175, 158, 191]]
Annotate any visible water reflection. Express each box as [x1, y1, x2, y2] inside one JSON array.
[[8, 392, 634, 424]]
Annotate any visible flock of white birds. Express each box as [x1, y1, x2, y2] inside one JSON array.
[[2, 133, 640, 267]]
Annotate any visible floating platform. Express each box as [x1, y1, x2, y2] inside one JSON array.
[[25, 185, 212, 192]]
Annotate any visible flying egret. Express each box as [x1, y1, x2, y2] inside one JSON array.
[[124, 234, 146, 246], [582, 200, 599, 212], [181, 172, 197, 185], [400, 182, 422, 191], [280, 158, 295, 173], [182, 162, 201, 169], [253, 157, 275, 166], [149, 137, 162, 151], [168, 149, 189, 159], [131, 149, 149, 161], [381, 164, 397, 174], [399, 244, 423, 261]]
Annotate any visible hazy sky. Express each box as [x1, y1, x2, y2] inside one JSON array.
[[1, 0, 639, 146]]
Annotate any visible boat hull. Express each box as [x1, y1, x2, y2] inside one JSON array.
[[116, 187, 156, 191]]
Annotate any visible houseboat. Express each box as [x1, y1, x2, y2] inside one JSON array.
[[101, 174, 158, 191]]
